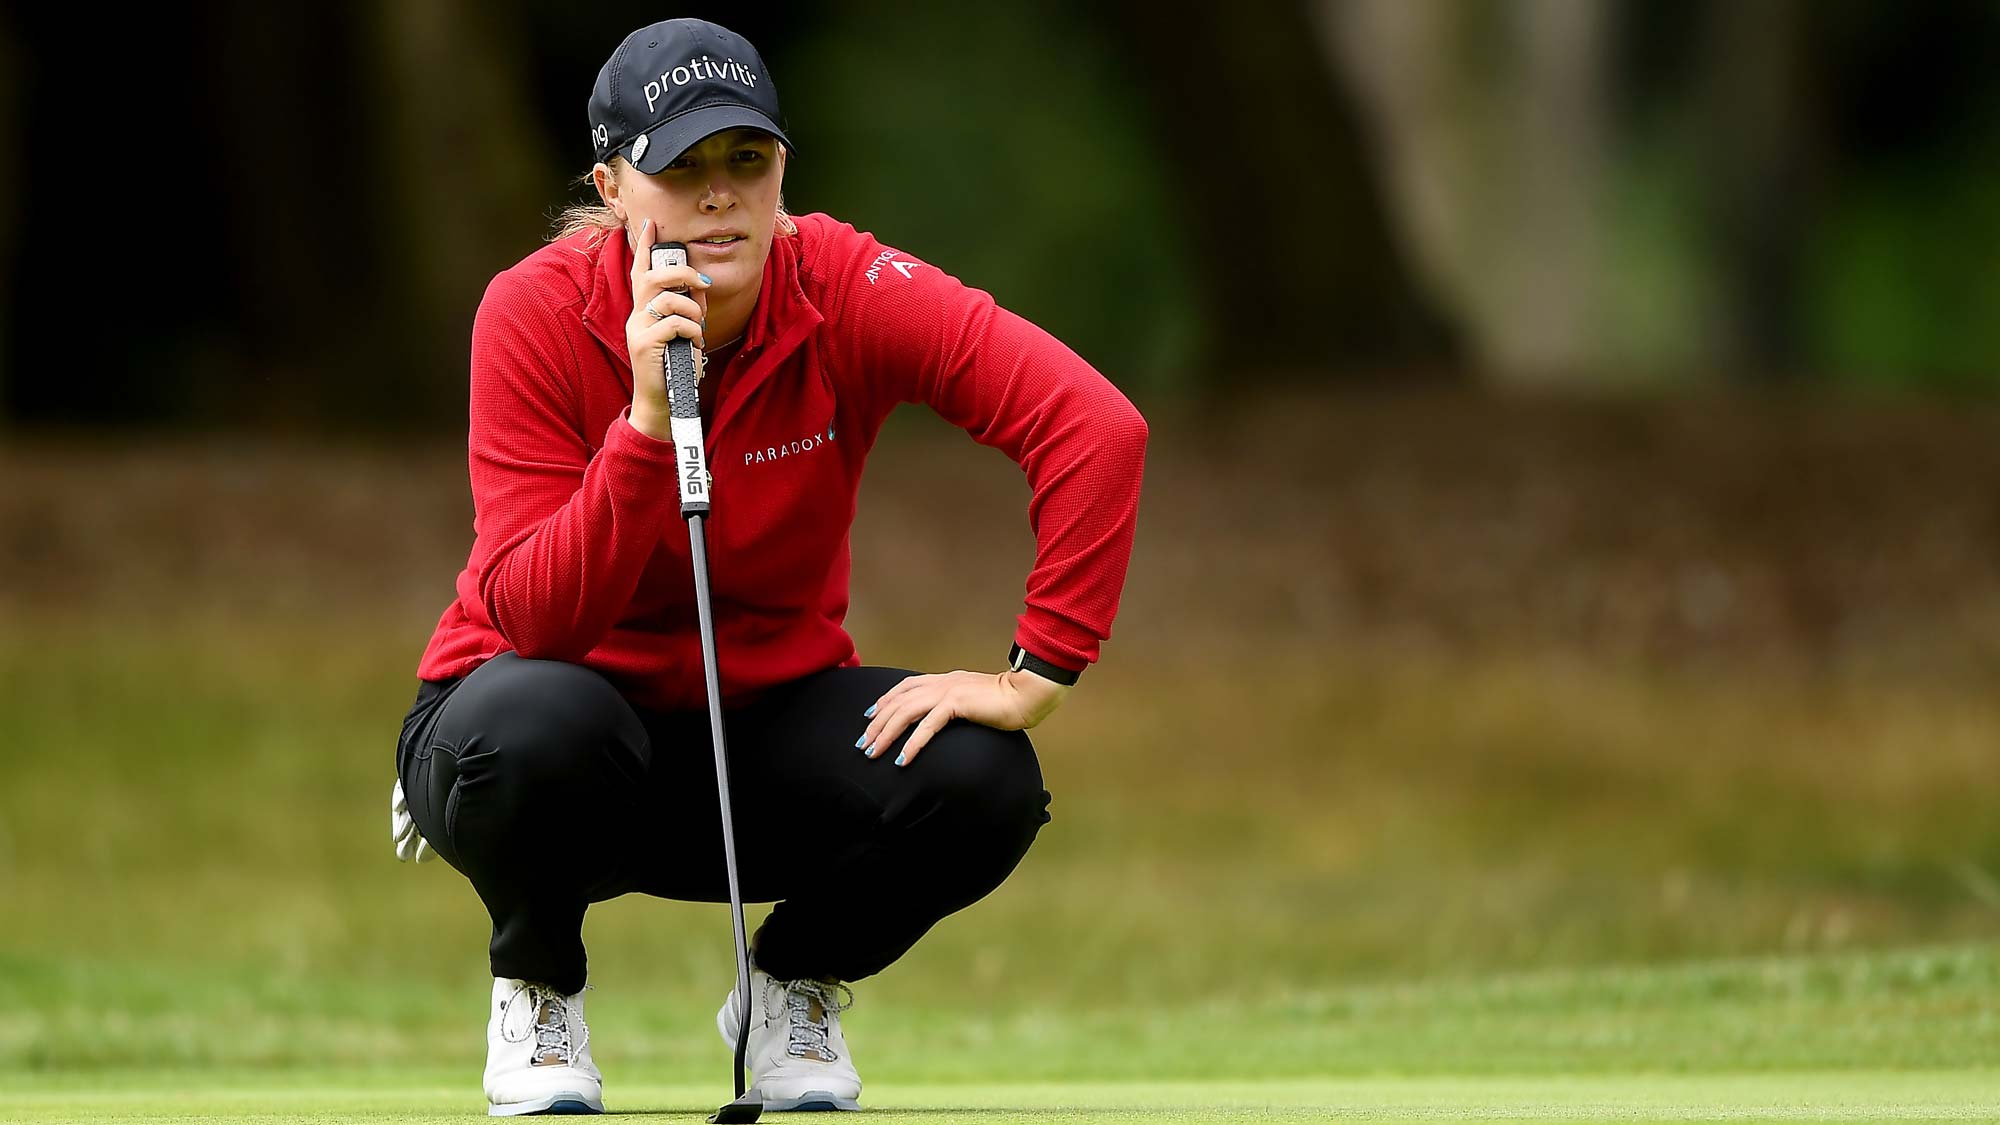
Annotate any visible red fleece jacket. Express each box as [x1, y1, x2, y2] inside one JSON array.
[[415, 212, 1148, 711]]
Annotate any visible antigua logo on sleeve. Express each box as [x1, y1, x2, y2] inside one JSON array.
[[745, 419, 837, 466], [862, 249, 928, 285]]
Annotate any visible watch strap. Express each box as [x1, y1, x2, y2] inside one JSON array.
[[1008, 642, 1081, 686]]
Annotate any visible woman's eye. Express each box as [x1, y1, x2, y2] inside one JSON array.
[[732, 150, 763, 163]]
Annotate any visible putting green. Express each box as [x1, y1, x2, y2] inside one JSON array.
[[6, 1072, 1999, 1123]]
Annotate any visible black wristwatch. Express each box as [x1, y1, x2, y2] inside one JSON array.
[[1007, 642, 1081, 686]]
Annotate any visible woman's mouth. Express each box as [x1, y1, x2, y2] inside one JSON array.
[[691, 235, 746, 253]]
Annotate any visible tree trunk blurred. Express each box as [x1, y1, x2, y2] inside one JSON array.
[[1319, 0, 1611, 385], [0, 13, 17, 413], [1092, 0, 1459, 379], [200, 1, 385, 422], [1700, 0, 1814, 380], [365, 0, 559, 423], [189, 0, 554, 425]]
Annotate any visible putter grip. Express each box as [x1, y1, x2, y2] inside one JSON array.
[[650, 241, 701, 421], [649, 241, 712, 513]]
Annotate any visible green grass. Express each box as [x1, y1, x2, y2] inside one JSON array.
[[6, 614, 1998, 990], [4, 941, 2000, 1087], [4, 617, 1999, 1121], [7, 1072, 2000, 1123]]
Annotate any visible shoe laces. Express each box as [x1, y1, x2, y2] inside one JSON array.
[[770, 977, 854, 1063], [515, 982, 588, 1067]]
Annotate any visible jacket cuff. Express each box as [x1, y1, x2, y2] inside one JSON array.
[[597, 408, 681, 507], [1012, 611, 1096, 677], [611, 406, 678, 457]]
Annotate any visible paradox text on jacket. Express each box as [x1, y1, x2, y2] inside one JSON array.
[[745, 423, 836, 466]]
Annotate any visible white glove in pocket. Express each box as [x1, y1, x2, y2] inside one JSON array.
[[391, 777, 437, 863]]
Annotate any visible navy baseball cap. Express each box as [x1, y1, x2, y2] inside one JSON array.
[[588, 19, 796, 174]]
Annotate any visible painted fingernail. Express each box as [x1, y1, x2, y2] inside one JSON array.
[[863, 704, 877, 718], [698, 273, 713, 285], [895, 753, 907, 766], [854, 735, 868, 749]]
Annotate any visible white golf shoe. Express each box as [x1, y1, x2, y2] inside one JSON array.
[[484, 977, 605, 1116], [716, 967, 863, 1111]]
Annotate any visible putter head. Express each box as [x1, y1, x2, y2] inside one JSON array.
[[709, 1093, 763, 1123]]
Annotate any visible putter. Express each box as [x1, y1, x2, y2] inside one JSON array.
[[653, 240, 763, 1125]]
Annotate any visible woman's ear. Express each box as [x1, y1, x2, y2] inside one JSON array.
[[591, 162, 625, 221]]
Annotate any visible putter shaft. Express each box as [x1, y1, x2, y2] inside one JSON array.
[[690, 515, 761, 1122]]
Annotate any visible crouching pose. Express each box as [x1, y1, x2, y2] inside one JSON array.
[[390, 17, 1148, 1116]]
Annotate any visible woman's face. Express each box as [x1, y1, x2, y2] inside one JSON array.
[[599, 128, 786, 303]]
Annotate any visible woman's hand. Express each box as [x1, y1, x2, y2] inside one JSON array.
[[858, 668, 1071, 766], [624, 217, 711, 441]]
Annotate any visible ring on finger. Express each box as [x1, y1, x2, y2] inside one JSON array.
[[643, 300, 668, 321]]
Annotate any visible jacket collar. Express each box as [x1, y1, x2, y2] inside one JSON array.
[[580, 227, 824, 416]]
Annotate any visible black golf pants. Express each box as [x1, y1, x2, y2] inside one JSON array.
[[394, 652, 1053, 994]]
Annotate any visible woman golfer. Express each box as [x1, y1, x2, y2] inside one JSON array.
[[392, 17, 1147, 1117]]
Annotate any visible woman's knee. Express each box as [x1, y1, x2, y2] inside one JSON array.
[[912, 723, 1051, 832]]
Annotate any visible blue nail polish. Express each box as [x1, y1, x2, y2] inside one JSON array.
[[698, 273, 713, 285], [854, 735, 867, 749], [864, 704, 877, 718], [895, 753, 907, 766]]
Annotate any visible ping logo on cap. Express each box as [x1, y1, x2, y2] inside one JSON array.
[[643, 56, 759, 113], [592, 123, 609, 150]]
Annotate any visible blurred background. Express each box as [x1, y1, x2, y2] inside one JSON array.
[[3, 0, 1998, 1088]]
